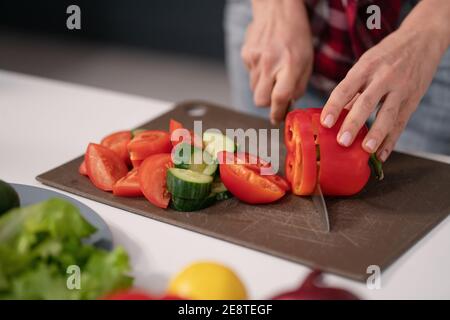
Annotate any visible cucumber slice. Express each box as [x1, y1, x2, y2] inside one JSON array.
[[212, 182, 233, 201], [167, 168, 213, 199], [203, 131, 236, 158], [172, 143, 217, 176], [0, 180, 20, 215], [202, 162, 218, 176], [170, 193, 216, 212]]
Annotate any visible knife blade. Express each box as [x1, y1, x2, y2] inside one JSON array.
[[312, 184, 330, 232]]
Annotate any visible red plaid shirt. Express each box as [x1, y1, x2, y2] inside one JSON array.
[[305, 0, 402, 93]]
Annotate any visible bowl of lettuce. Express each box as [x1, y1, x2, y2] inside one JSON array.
[[0, 198, 133, 300]]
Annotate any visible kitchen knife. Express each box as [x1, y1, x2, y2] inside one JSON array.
[[312, 184, 330, 232]]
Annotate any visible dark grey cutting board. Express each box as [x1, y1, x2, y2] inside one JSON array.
[[36, 100, 450, 281]]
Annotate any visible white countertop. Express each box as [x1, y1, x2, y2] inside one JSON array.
[[1, 70, 449, 299]]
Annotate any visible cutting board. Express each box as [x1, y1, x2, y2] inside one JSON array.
[[37, 101, 450, 281]]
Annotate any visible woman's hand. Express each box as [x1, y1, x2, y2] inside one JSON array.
[[241, 0, 313, 125], [320, 0, 450, 162]]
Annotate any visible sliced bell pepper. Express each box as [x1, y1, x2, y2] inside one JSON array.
[[285, 108, 372, 196], [284, 109, 318, 195], [218, 151, 287, 204]]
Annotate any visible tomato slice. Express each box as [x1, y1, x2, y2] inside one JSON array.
[[169, 119, 202, 148], [128, 130, 172, 161], [85, 143, 128, 191], [79, 160, 88, 176], [169, 119, 183, 146], [113, 169, 142, 197], [138, 153, 173, 208], [101, 131, 132, 166], [131, 159, 143, 169]]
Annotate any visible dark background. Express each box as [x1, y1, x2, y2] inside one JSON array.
[[0, 0, 226, 60]]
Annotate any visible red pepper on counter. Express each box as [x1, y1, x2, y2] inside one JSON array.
[[285, 108, 381, 196]]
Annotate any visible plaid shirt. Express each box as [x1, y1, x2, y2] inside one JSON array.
[[305, 0, 402, 93]]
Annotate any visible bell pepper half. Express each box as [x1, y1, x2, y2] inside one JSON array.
[[285, 108, 380, 196]]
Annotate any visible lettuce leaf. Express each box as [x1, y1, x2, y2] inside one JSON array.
[[0, 198, 133, 300]]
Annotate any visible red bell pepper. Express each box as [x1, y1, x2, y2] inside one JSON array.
[[285, 108, 378, 196], [218, 151, 287, 204]]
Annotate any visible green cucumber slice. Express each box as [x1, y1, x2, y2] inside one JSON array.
[[167, 168, 213, 199], [202, 162, 218, 176], [172, 143, 217, 176], [203, 131, 236, 158], [0, 180, 20, 215], [211, 181, 233, 201], [170, 193, 216, 212]]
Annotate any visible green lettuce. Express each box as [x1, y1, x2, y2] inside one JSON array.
[[0, 198, 133, 300]]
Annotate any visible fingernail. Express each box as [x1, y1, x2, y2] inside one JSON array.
[[379, 149, 389, 162], [365, 139, 377, 152], [338, 131, 352, 147], [322, 114, 335, 128]]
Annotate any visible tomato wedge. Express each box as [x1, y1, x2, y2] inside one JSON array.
[[169, 119, 183, 146], [113, 169, 142, 197], [138, 153, 173, 208], [128, 130, 172, 161], [79, 160, 88, 176], [169, 119, 202, 148], [85, 143, 128, 191], [131, 159, 143, 169], [218, 151, 286, 204], [101, 131, 132, 166]]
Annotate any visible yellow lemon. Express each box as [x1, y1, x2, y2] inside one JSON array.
[[168, 261, 247, 300]]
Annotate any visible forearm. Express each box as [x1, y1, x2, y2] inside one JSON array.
[[399, 0, 450, 54], [251, 0, 309, 24]]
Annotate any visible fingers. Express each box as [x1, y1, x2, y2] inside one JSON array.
[[376, 105, 410, 162], [321, 68, 365, 128], [270, 67, 297, 125], [343, 93, 360, 111], [377, 126, 403, 162], [254, 70, 275, 107], [361, 93, 402, 153], [240, 24, 256, 71], [292, 70, 309, 100], [249, 69, 260, 92], [337, 78, 388, 147]]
